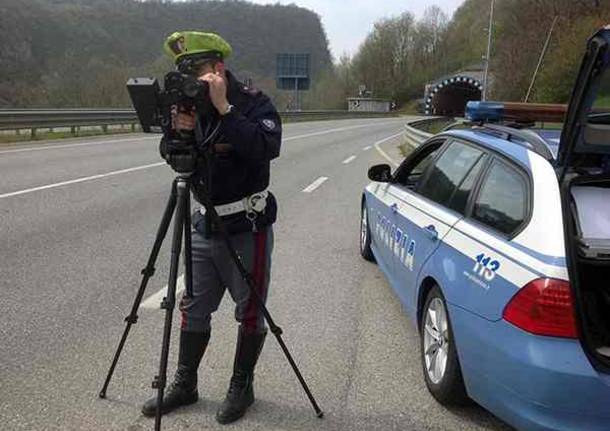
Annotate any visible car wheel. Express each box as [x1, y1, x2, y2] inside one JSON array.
[[420, 285, 469, 405], [360, 202, 375, 262]]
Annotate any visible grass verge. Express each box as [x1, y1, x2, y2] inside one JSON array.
[[0, 128, 137, 145]]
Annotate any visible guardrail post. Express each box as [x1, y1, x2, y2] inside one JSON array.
[[71, 126, 76, 136], [31, 128, 36, 139], [102, 125, 108, 134]]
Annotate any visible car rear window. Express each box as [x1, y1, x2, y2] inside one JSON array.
[[472, 160, 528, 236], [417, 141, 484, 209]]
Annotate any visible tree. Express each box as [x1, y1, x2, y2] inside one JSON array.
[[343, 0, 610, 107]]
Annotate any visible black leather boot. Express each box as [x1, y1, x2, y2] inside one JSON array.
[[216, 326, 267, 424], [142, 330, 210, 417]]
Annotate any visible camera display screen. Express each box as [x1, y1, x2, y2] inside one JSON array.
[[127, 77, 163, 133]]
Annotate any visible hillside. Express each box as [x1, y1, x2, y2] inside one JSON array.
[[0, 0, 332, 107], [335, 0, 610, 107]]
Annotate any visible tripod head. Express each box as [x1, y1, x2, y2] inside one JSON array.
[[163, 153, 197, 175], [158, 106, 221, 175]]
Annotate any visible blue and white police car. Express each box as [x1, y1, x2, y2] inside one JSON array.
[[360, 28, 610, 431]]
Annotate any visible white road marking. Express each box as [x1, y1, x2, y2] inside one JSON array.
[[0, 121, 401, 155], [0, 119, 406, 199], [373, 132, 404, 167], [302, 176, 329, 193], [342, 155, 357, 164], [0, 162, 165, 199], [141, 275, 185, 310], [283, 120, 401, 142], [0, 136, 157, 154], [363, 146, 372, 151]]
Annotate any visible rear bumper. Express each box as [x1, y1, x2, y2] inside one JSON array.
[[448, 303, 610, 431]]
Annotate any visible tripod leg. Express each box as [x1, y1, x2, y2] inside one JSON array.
[[198, 193, 324, 418], [153, 178, 189, 431], [183, 187, 194, 299], [99, 181, 178, 399]]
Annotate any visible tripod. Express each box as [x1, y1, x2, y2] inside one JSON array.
[[99, 154, 323, 431]]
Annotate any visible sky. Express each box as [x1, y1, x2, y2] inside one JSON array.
[[249, 0, 466, 59]]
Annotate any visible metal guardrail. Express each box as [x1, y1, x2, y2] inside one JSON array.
[[403, 117, 456, 150], [0, 109, 397, 138], [403, 119, 435, 148], [0, 109, 139, 137]]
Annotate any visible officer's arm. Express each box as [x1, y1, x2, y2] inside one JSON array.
[[219, 97, 281, 161]]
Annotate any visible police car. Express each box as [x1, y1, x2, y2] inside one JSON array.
[[360, 28, 610, 431]]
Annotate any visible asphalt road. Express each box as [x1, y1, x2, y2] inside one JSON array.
[[0, 118, 513, 431]]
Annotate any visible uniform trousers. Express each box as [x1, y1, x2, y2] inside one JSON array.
[[179, 224, 273, 335]]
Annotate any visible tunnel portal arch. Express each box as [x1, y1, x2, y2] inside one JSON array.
[[425, 76, 483, 116]]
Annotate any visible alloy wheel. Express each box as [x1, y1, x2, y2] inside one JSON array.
[[360, 207, 368, 252], [423, 297, 450, 384]]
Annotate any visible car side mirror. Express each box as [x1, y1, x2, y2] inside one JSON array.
[[368, 164, 392, 183]]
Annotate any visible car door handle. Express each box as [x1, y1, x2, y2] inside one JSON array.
[[390, 203, 399, 213], [424, 224, 439, 241]]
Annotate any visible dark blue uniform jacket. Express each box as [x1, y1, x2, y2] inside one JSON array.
[[192, 70, 281, 234]]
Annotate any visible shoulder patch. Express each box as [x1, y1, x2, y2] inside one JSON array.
[[261, 119, 276, 131]]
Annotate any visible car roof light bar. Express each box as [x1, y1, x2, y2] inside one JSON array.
[[466, 101, 567, 124]]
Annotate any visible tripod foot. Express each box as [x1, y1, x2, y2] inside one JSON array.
[[99, 390, 107, 399], [317, 411, 324, 419]]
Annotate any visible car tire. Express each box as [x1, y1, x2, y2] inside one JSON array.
[[420, 285, 469, 405], [360, 201, 375, 262]]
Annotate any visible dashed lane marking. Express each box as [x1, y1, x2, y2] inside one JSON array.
[[342, 155, 357, 164], [363, 146, 372, 151], [302, 176, 329, 193]]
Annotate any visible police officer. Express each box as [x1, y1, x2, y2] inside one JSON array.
[[142, 31, 281, 424]]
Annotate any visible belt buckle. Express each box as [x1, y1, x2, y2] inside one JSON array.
[[248, 193, 267, 213]]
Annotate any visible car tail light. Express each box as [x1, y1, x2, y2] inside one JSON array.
[[503, 278, 578, 339]]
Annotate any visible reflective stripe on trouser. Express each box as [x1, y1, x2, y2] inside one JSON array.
[[179, 227, 273, 334]]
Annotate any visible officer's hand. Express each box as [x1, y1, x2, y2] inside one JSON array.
[[172, 105, 196, 131], [199, 72, 230, 115]]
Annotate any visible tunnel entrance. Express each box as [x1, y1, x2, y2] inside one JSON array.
[[425, 76, 483, 117]]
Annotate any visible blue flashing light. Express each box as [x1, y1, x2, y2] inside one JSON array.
[[466, 101, 505, 122]]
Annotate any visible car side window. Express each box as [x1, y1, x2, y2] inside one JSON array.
[[472, 160, 528, 236], [394, 141, 443, 190], [446, 156, 487, 214], [417, 141, 484, 208]]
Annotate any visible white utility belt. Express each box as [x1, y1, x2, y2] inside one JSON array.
[[199, 190, 268, 218]]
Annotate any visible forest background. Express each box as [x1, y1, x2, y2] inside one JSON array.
[[1, 0, 609, 110]]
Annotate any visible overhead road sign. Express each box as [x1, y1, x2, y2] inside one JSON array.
[[276, 53, 310, 91]]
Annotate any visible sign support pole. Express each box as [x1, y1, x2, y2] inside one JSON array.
[[294, 78, 299, 111], [482, 0, 495, 101]]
